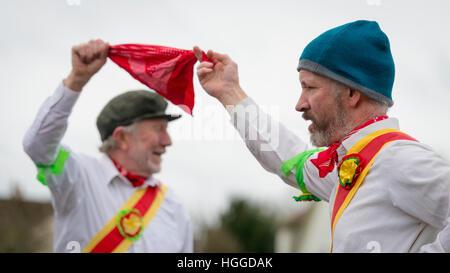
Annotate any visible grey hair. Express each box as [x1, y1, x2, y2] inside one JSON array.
[[368, 96, 390, 115], [98, 122, 140, 155], [331, 80, 389, 115]]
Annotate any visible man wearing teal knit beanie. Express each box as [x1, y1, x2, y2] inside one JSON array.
[[194, 20, 450, 252]]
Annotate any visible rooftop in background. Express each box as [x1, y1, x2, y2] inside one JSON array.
[[0, 188, 53, 253]]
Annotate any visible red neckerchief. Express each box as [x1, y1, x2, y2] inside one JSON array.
[[110, 158, 147, 187], [310, 116, 389, 178]]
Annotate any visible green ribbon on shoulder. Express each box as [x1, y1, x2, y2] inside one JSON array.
[[36, 147, 70, 186], [280, 148, 324, 202]]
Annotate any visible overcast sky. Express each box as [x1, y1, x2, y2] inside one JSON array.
[[1, 0, 450, 228]]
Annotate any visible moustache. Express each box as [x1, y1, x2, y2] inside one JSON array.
[[302, 112, 315, 122]]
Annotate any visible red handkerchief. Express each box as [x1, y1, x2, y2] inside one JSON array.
[[109, 44, 208, 115]]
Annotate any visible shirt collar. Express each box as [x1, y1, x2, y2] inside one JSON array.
[[99, 154, 159, 188], [336, 117, 400, 161]]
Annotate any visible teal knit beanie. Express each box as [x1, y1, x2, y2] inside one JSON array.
[[298, 20, 395, 107]]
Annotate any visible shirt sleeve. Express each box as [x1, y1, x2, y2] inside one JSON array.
[[302, 153, 338, 202], [181, 217, 194, 253], [229, 97, 333, 200], [385, 141, 450, 252], [22, 81, 83, 212], [420, 220, 450, 252], [171, 189, 193, 253], [23, 81, 80, 165]]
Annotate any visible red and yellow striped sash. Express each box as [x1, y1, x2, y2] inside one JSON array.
[[330, 129, 417, 252], [83, 183, 167, 253]]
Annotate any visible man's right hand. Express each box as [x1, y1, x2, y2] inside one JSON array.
[[63, 39, 109, 92], [193, 46, 247, 107]]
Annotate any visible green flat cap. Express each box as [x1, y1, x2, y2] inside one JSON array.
[[96, 90, 181, 141]]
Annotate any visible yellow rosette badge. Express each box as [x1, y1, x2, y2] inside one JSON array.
[[117, 209, 144, 241], [338, 154, 363, 190]]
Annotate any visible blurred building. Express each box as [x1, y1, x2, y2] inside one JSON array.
[[0, 187, 53, 253], [275, 201, 331, 253]]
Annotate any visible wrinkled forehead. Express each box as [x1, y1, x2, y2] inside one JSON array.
[[299, 69, 333, 86]]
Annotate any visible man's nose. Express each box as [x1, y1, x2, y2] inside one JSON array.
[[295, 92, 310, 112], [161, 131, 172, 147]]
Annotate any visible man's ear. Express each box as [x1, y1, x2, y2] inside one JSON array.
[[112, 126, 129, 151], [348, 88, 361, 107]]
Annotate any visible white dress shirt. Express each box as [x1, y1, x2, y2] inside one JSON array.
[[231, 97, 450, 253], [23, 82, 193, 253]]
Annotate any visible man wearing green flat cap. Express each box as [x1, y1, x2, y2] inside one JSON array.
[[23, 39, 193, 253]]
